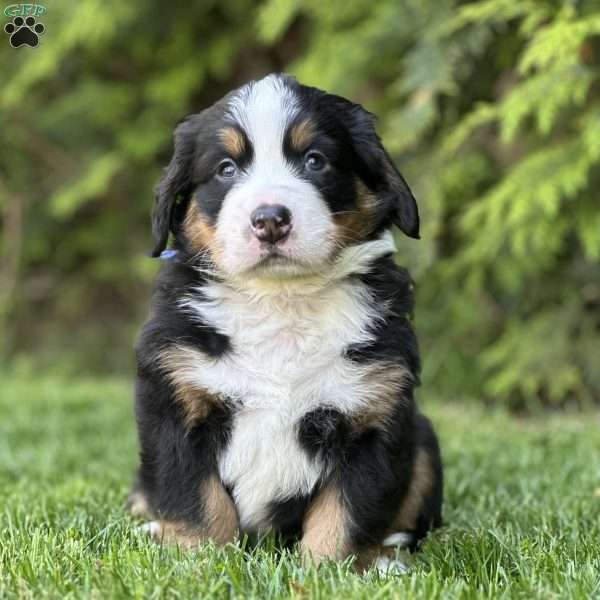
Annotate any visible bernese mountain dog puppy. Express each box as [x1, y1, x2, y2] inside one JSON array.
[[130, 73, 443, 573]]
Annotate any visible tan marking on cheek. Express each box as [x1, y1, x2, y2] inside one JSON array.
[[219, 127, 246, 158], [301, 485, 350, 563], [350, 363, 412, 432], [158, 345, 226, 430], [394, 448, 434, 531], [332, 179, 380, 247], [203, 475, 239, 544], [183, 201, 222, 261], [289, 119, 316, 152]]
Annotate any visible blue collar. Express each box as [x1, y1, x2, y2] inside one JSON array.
[[157, 249, 180, 262]]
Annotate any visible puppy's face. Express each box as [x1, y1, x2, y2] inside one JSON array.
[[152, 74, 419, 278]]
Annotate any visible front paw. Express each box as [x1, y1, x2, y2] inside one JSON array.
[[126, 489, 153, 519], [136, 519, 205, 549]]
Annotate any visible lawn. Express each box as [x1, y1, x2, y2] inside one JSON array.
[[0, 373, 599, 599]]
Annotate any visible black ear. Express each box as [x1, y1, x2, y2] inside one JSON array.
[[378, 146, 420, 239], [151, 115, 200, 257], [341, 100, 420, 239]]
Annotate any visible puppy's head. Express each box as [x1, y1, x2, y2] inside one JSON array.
[[152, 74, 418, 278]]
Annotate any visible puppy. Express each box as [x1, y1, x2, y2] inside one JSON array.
[[130, 73, 443, 572]]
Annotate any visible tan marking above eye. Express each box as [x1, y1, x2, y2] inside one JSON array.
[[289, 119, 316, 152], [219, 127, 246, 158]]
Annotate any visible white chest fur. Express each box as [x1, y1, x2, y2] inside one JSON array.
[[178, 237, 396, 530], [180, 277, 379, 530]]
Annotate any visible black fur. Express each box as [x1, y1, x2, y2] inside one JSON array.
[[134, 262, 233, 524], [284, 77, 420, 238], [412, 413, 444, 545], [295, 256, 438, 550], [133, 73, 442, 561], [151, 93, 240, 256], [268, 495, 311, 541], [296, 407, 349, 464], [347, 256, 421, 378], [151, 75, 419, 258]]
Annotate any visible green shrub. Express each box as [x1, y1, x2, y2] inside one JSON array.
[[1, 0, 598, 407]]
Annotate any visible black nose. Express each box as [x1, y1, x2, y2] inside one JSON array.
[[250, 204, 292, 244]]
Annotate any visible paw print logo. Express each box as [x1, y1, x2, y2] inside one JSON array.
[[4, 15, 45, 48]]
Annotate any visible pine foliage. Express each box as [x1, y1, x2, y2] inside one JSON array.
[[1, 0, 599, 406], [258, 0, 600, 407]]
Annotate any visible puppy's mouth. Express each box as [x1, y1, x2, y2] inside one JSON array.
[[249, 245, 317, 277], [254, 247, 295, 268], [260, 252, 288, 263]]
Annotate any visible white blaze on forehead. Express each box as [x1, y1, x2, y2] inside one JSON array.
[[228, 74, 298, 172]]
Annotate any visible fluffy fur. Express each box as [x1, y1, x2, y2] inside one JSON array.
[[131, 73, 443, 571]]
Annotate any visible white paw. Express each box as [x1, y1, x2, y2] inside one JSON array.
[[137, 520, 161, 536], [127, 491, 151, 518], [375, 556, 410, 575], [382, 531, 414, 548]]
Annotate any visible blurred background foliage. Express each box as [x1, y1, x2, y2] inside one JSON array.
[[0, 0, 599, 408]]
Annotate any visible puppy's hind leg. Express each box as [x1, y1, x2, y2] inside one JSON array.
[[393, 413, 443, 549], [369, 414, 442, 574]]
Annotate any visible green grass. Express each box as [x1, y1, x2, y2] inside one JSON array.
[[1, 373, 599, 599]]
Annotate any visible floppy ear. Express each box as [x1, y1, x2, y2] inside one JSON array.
[[341, 101, 420, 239], [377, 145, 420, 239], [151, 115, 200, 256]]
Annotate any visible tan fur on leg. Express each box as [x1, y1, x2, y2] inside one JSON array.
[[202, 474, 239, 544], [140, 475, 238, 548], [395, 448, 434, 531], [300, 485, 350, 564]]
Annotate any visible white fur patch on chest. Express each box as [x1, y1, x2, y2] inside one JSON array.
[[178, 238, 395, 530]]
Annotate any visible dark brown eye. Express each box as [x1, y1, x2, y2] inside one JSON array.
[[304, 151, 327, 172], [217, 159, 237, 179]]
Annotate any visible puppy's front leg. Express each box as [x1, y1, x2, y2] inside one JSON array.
[[299, 410, 415, 569], [145, 474, 238, 548], [134, 371, 238, 548], [300, 484, 350, 562]]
